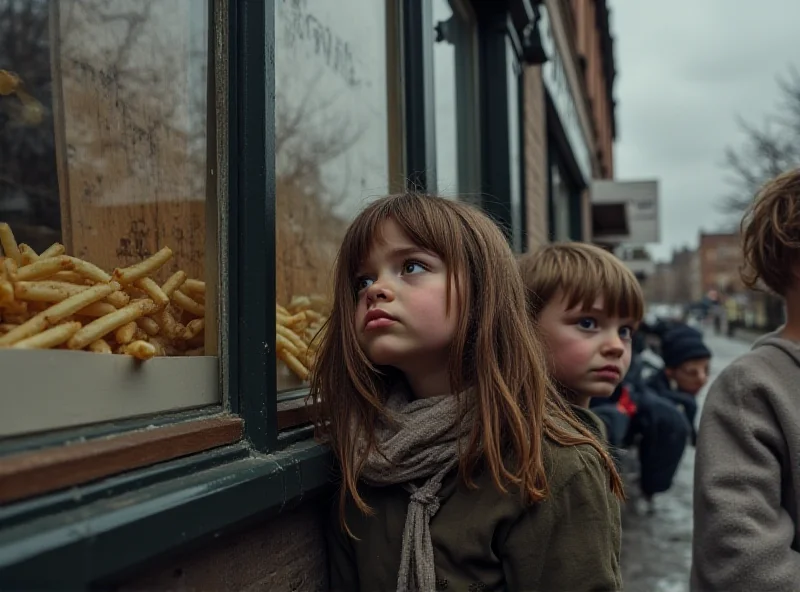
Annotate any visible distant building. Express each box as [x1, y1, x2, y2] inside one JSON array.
[[698, 232, 744, 296]]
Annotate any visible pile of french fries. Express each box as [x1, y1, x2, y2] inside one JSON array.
[[276, 295, 328, 381], [0, 223, 205, 360]]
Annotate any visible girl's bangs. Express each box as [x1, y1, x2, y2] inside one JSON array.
[[339, 195, 461, 278]]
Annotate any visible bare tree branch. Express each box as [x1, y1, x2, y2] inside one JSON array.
[[718, 65, 800, 219]]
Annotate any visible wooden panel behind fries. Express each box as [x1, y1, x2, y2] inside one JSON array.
[[1, 223, 328, 383]]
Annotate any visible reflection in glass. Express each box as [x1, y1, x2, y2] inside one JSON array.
[[551, 164, 571, 241], [0, 0, 213, 357], [432, 0, 479, 198], [275, 0, 401, 390], [506, 36, 522, 253]]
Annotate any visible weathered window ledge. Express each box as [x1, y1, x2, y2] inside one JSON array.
[[0, 438, 332, 590]]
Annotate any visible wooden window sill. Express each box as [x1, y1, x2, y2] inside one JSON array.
[[0, 415, 243, 504]]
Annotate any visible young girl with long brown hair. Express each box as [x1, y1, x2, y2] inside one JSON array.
[[312, 193, 624, 592]]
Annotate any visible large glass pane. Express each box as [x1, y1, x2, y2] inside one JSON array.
[[0, 0, 216, 438], [432, 0, 480, 198], [506, 35, 522, 253], [551, 164, 571, 241], [275, 0, 402, 391]]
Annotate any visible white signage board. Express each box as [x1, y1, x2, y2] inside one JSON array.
[[591, 179, 660, 244]]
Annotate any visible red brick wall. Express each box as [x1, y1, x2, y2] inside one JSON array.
[[571, 0, 615, 179], [698, 233, 744, 295], [523, 66, 549, 248]]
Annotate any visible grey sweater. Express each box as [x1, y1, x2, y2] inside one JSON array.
[[691, 332, 800, 591]]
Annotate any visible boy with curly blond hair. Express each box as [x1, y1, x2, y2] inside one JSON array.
[[692, 167, 800, 590]]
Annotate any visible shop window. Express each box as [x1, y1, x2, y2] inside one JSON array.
[[274, 0, 403, 398], [551, 164, 572, 241], [432, 0, 480, 198], [0, 0, 216, 438], [506, 32, 523, 253]]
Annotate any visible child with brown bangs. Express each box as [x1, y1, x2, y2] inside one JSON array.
[[520, 243, 692, 512], [692, 168, 800, 591], [313, 194, 624, 592], [518, 243, 643, 429]]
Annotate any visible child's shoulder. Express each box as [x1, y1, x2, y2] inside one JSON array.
[[715, 340, 797, 389], [568, 404, 607, 441], [703, 338, 800, 434], [541, 435, 611, 496]]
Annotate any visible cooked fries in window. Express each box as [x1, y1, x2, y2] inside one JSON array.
[[0, 224, 330, 375], [275, 293, 328, 381], [0, 225, 207, 359]]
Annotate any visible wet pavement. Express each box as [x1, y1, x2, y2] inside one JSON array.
[[620, 332, 756, 592]]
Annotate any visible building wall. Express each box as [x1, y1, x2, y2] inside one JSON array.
[[644, 261, 677, 304], [544, 0, 597, 169], [570, 0, 615, 179], [523, 65, 549, 248], [698, 232, 745, 295], [670, 248, 700, 304], [526, 0, 617, 249], [118, 504, 328, 592]]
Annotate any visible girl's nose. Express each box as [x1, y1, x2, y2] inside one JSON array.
[[366, 277, 394, 302]]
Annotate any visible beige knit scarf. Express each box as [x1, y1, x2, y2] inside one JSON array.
[[359, 384, 474, 592]]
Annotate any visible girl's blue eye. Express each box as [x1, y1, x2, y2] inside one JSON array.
[[619, 326, 634, 340], [402, 260, 426, 275], [577, 317, 597, 330]]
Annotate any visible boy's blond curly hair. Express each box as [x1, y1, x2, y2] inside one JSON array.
[[741, 167, 800, 296], [518, 242, 644, 322]]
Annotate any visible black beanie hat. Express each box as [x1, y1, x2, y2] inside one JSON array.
[[661, 324, 712, 368]]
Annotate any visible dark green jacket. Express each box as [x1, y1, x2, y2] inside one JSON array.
[[571, 404, 609, 442], [327, 438, 622, 592]]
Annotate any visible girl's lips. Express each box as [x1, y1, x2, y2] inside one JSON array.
[[363, 308, 397, 330], [365, 317, 397, 331]]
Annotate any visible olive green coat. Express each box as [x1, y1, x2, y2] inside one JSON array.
[[326, 437, 622, 592]]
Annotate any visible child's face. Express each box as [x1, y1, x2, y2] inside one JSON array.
[[354, 220, 459, 383], [537, 293, 635, 401], [665, 358, 710, 396]]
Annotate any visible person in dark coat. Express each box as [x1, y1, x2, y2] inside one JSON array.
[[646, 324, 712, 446], [592, 350, 689, 505]]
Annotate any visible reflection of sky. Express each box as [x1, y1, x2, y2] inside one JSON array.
[[275, 0, 390, 220], [273, 0, 472, 214], [432, 0, 458, 196]]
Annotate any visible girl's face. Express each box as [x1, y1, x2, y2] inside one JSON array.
[[354, 220, 459, 394]]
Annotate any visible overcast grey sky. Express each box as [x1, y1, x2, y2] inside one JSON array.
[[612, 0, 800, 261]]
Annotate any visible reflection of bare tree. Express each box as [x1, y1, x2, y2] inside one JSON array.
[[275, 79, 366, 304], [58, 0, 208, 204], [1, 0, 209, 279], [0, 0, 61, 252]]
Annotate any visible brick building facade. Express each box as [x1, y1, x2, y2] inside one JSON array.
[[698, 232, 745, 295], [524, 0, 617, 247]]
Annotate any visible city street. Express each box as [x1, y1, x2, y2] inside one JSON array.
[[620, 331, 757, 592]]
